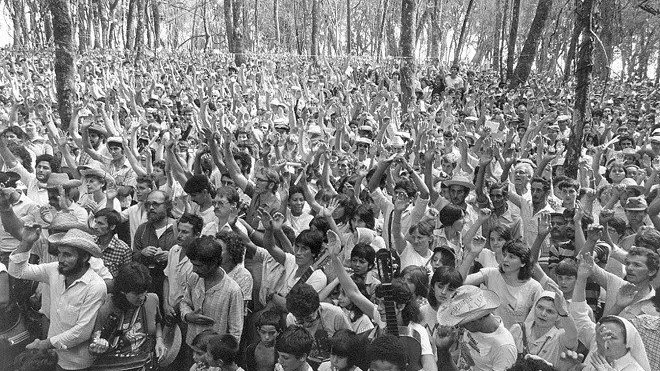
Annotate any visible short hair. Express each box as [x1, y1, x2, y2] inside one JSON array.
[[115, 262, 152, 294], [500, 240, 533, 280], [288, 185, 304, 199], [618, 135, 634, 145], [136, 175, 155, 189], [634, 228, 660, 251], [628, 246, 660, 279], [438, 204, 464, 228], [309, 215, 331, 236], [8, 143, 33, 173], [506, 357, 558, 371], [10, 349, 58, 371], [186, 236, 223, 266], [530, 176, 551, 192], [334, 194, 358, 224], [366, 334, 408, 371], [350, 243, 376, 268], [191, 330, 219, 350], [206, 334, 239, 365], [352, 204, 375, 229], [555, 258, 578, 277], [217, 186, 240, 205], [153, 160, 166, 172], [184, 174, 216, 197], [328, 329, 361, 367], [394, 178, 417, 198], [432, 246, 456, 269], [258, 167, 281, 192], [233, 151, 252, 174], [275, 325, 314, 359], [286, 283, 320, 318], [294, 229, 324, 258], [489, 225, 513, 242], [557, 178, 580, 192], [608, 216, 627, 236], [488, 181, 509, 195], [35, 154, 60, 172], [428, 266, 463, 308], [178, 213, 204, 236], [216, 230, 246, 266], [255, 309, 284, 332], [401, 265, 429, 299], [94, 208, 121, 229]]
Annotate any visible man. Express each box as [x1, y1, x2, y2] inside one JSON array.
[[133, 190, 177, 301], [77, 120, 108, 166], [44, 173, 87, 224], [213, 186, 247, 234], [436, 285, 517, 371], [0, 136, 58, 206], [477, 181, 523, 248], [620, 196, 650, 250], [284, 283, 352, 368], [112, 175, 153, 243], [0, 171, 38, 266], [216, 230, 253, 312], [184, 174, 217, 236], [92, 208, 131, 277], [439, 174, 479, 236], [180, 236, 244, 345], [9, 227, 107, 370]]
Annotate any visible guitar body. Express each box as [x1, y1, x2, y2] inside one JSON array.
[[355, 326, 422, 371]]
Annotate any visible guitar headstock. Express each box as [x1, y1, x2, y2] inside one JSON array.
[[376, 248, 400, 284]]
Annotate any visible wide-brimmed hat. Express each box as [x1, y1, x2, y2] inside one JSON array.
[[45, 173, 82, 189], [48, 229, 101, 257], [355, 137, 372, 146], [78, 163, 114, 187], [158, 323, 183, 367], [50, 212, 89, 232], [436, 285, 501, 327], [87, 123, 108, 137], [0, 171, 20, 188], [106, 136, 123, 148], [624, 196, 648, 211], [444, 175, 475, 191]]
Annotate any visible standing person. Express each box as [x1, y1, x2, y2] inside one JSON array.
[[243, 309, 283, 371], [435, 285, 517, 371], [0, 171, 38, 266], [133, 190, 177, 303], [216, 230, 253, 313], [184, 174, 217, 236], [112, 175, 154, 244], [91, 208, 132, 278], [8, 227, 107, 370], [78, 163, 121, 215], [180, 236, 244, 345]]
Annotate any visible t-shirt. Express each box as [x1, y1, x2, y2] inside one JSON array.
[[400, 242, 433, 271], [479, 267, 543, 329], [458, 320, 517, 371]]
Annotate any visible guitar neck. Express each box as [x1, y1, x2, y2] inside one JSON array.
[[381, 284, 400, 337]]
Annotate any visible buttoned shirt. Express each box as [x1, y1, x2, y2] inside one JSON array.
[[520, 198, 555, 260], [0, 194, 39, 253], [9, 163, 48, 206], [163, 244, 195, 308], [9, 252, 106, 370], [180, 270, 244, 345], [121, 202, 149, 244], [100, 234, 132, 277], [482, 205, 523, 248]]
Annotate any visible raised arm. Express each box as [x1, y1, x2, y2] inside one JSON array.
[[390, 201, 409, 255], [222, 132, 250, 191]]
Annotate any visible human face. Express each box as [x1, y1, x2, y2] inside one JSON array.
[[294, 309, 320, 328], [57, 245, 86, 276], [254, 172, 273, 194], [330, 354, 349, 370], [501, 250, 524, 274], [449, 185, 468, 205], [85, 175, 104, 193], [513, 166, 530, 186], [93, 215, 112, 237], [135, 182, 152, 202], [350, 214, 367, 230], [337, 161, 350, 177], [624, 254, 655, 284], [595, 322, 627, 357], [489, 188, 506, 209], [145, 192, 168, 222], [556, 274, 577, 296], [89, 132, 101, 147], [332, 205, 345, 220], [257, 325, 279, 347], [430, 252, 444, 271], [534, 298, 559, 327], [625, 209, 646, 227], [25, 121, 36, 135], [294, 243, 314, 266], [561, 187, 578, 205], [351, 256, 370, 275], [177, 222, 197, 248], [4, 132, 18, 144], [434, 282, 457, 306], [35, 161, 52, 182], [277, 352, 306, 371], [369, 360, 402, 371], [189, 190, 206, 206], [125, 291, 147, 307], [191, 259, 216, 278], [620, 139, 634, 149], [392, 188, 411, 205], [530, 182, 548, 205], [357, 143, 369, 155], [108, 144, 124, 160], [220, 175, 235, 188], [489, 231, 507, 251], [441, 159, 456, 175], [408, 229, 431, 251], [609, 165, 626, 183], [213, 196, 234, 219], [337, 288, 352, 308]]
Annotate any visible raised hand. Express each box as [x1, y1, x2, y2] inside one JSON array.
[[258, 208, 273, 230], [477, 208, 491, 221], [546, 280, 569, 316], [470, 236, 487, 256], [537, 212, 551, 237], [319, 198, 339, 218], [577, 252, 595, 278], [599, 209, 614, 226], [21, 225, 41, 244], [326, 230, 342, 257], [586, 224, 603, 243], [271, 212, 286, 230], [614, 283, 639, 310]]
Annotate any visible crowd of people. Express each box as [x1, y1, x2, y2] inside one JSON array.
[[0, 50, 659, 371]]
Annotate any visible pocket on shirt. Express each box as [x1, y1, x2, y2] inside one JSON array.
[[58, 304, 78, 327]]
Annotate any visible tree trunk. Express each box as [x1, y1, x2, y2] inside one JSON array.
[[400, 0, 415, 117], [386, 16, 397, 56], [224, 0, 234, 52], [152, 0, 161, 49], [233, 0, 246, 66], [134, 0, 146, 58], [78, 0, 88, 52], [253, 0, 258, 51], [44, 7, 53, 43], [428, 0, 441, 62], [273, 0, 280, 47], [49, 0, 75, 131], [565, 0, 594, 180], [563, 2, 581, 82], [492, 0, 502, 71], [505, 0, 520, 82], [346, 0, 352, 53], [453, 0, 475, 66], [594, 0, 615, 80], [376, 0, 389, 59], [509, 0, 554, 88], [311, 0, 319, 60], [500, 0, 509, 80], [125, 0, 136, 49]]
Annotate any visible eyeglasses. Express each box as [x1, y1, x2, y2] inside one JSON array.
[[145, 201, 165, 209]]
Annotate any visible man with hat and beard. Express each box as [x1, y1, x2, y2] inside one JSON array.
[[8, 226, 107, 370], [0, 171, 39, 267]]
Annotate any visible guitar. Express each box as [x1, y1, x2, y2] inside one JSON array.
[[374, 248, 423, 371]]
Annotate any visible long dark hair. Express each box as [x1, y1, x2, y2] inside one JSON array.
[[499, 240, 533, 280]]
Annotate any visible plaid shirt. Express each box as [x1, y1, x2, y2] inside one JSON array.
[[631, 314, 660, 371], [101, 235, 132, 277]]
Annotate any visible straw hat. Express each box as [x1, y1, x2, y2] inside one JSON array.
[[50, 211, 89, 232], [436, 285, 501, 327], [158, 323, 183, 367], [78, 163, 114, 187], [45, 173, 82, 190], [444, 175, 475, 191], [48, 229, 102, 258]]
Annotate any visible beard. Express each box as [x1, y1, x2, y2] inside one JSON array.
[[58, 258, 87, 276]]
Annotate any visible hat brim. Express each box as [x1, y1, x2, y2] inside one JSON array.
[[158, 323, 182, 367], [436, 290, 500, 327], [48, 232, 102, 258], [444, 180, 475, 190]]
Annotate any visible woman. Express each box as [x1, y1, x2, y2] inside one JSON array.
[[89, 263, 166, 370], [419, 266, 462, 359], [432, 204, 465, 258], [78, 165, 121, 217], [401, 265, 430, 307], [392, 199, 435, 270], [462, 240, 543, 328], [509, 285, 578, 366]]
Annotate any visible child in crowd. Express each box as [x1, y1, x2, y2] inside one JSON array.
[[275, 325, 314, 371], [190, 330, 219, 371], [317, 329, 363, 371], [205, 334, 245, 371], [243, 309, 283, 371]]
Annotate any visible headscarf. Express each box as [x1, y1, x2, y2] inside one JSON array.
[[583, 315, 650, 371]]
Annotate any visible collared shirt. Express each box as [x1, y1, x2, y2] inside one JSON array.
[[8, 252, 107, 370], [105, 157, 137, 189], [595, 264, 659, 321], [520, 198, 555, 259], [370, 188, 428, 250], [121, 202, 149, 244], [0, 194, 39, 253], [481, 204, 523, 248], [163, 244, 195, 308], [227, 263, 254, 305], [100, 234, 132, 277], [133, 220, 177, 268], [180, 270, 244, 345], [9, 163, 48, 206]]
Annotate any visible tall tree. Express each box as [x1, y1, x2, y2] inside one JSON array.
[[49, 0, 75, 131], [454, 0, 475, 66], [505, 0, 521, 82], [428, 0, 442, 62], [311, 0, 320, 60], [492, 0, 503, 72], [565, 0, 594, 179], [273, 0, 280, 47], [593, 0, 615, 80], [400, 0, 415, 116], [125, 0, 137, 49], [509, 0, 554, 88], [152, 0, 162, 49], [134, 0, 147, 58], [224, 0, 234, 52], [233, 0, 246, 65], [346, 0, 352, 54]]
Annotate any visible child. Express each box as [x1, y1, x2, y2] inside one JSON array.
[[190, 330, 219, 371], [348, 243, 380, 297], [275, 325, 314, 371], [205, 334, 245, 371], [336, 278, 374, 333], [243, 309, 283, 371], [317, 329, 363, 371]]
